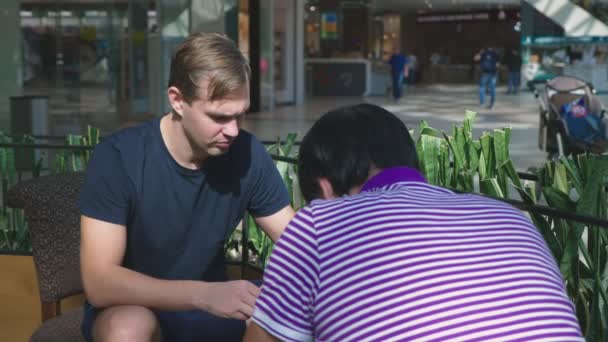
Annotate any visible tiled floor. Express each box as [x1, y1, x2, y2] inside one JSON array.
[[243, 84, 548, 171], [0, 82, 591, 172]]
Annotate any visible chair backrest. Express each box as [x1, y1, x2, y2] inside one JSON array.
[[7, 172, 85, 308]]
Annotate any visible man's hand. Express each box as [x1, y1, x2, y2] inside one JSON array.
[[197, 280, 261, 320]]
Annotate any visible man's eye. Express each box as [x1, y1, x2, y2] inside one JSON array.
[[213, 116, 230, 122], [213, 115, 243, 123]]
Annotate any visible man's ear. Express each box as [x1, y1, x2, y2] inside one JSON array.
[[318, 178, 336, 199], [168, 86, 186, 117]]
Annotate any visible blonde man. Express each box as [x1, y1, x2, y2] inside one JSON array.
[[79, 33, 294, 342]]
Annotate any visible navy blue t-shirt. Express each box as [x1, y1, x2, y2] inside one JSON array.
[[79, 117, 290, 281], [480, 50, 499, 74]]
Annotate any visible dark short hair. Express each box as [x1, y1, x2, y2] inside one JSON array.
[[168, 32, 250, 104], [298, 103, 419, 202]]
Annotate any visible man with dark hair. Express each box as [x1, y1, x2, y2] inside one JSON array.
[[79, 32, 294, 341], [245, 103, 582, 342], [296, 103, 419, 202]]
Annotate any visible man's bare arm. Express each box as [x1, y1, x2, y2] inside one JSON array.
[[80, 215, 260, 319], [244, 322, 280, 342], [254, 205, 295, 242]]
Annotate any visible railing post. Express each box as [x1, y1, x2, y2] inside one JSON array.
[[241, 211, 250, 280]]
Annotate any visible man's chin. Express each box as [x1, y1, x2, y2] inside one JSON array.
[[208, 147, 230, 156]]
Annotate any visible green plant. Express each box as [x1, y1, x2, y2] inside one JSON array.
[[0, 133, 28, 252], [535, 154, 608, 339], [0, 126, 101, 252], [416, 111, 608, 339], [55, 125, 100, 173], [225, 133, 301, 268]]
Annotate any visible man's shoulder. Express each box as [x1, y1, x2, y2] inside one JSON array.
[[455, 191, 524, 214], [89, 119, 159, 178], [103, 118, 158, 148]]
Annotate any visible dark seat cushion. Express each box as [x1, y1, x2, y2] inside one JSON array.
[[30, 307, 84, 342]]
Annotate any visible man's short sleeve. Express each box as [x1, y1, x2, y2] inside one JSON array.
[[246, 137, 290, 217], [79, 141, 132, 226], [253, 207, 319, 342]]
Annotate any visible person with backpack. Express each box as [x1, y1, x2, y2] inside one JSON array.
[[474, 46, 500, 109]]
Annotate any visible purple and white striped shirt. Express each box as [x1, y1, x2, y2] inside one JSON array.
[[253, 167, 582, 342]]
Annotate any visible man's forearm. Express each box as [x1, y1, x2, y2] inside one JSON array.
[[244, 322, 280, 342], [84, 265, 205, 311]]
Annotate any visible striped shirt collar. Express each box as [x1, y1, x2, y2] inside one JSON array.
[[361, 166, 426, 193]]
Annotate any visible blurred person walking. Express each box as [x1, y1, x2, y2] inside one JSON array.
[[474, 46, 500, 109], [388, 48, 410, 101], [505, 48, 522, 94]]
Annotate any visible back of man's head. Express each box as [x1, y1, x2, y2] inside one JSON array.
[[168, 32, 250, 104], [298, 103, 419, 203]]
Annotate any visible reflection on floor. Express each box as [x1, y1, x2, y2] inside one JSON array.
[[243, 84, 548, 171]]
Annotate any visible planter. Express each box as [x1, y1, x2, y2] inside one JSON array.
[[0, 252, 84, 341]]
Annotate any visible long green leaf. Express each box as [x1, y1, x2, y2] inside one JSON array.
[[417, 134, 442, 185], [479, 178, 504, 198], [463, 110, 476, 137], [559, 154, 583, 195], [479, 133, 494, 179]]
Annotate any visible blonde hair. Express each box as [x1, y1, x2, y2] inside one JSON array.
[[168, 32, 250, 103]]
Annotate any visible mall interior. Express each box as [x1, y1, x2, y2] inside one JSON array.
[[2, 0, 608, 170], [2, 0, 608, 340]]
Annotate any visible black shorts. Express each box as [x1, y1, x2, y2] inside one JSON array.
[[81, 280, 262, 342], [82, 301, 247, 342]]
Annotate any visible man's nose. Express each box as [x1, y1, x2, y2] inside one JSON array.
[[223, 118, 239, 138]]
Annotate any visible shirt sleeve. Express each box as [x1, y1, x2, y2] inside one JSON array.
[[253, 206, 319, 342], [78, 140, 132, 226], [246, 137, 291, 217]]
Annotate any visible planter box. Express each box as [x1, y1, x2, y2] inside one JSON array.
[[0, 253, 84, 342]]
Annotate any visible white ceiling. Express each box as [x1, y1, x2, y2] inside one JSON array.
[[371, 0, 521, 12]]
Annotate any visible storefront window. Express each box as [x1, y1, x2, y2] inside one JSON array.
[[382, 14, 400, 61]]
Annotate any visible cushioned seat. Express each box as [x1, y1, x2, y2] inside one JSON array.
[[7, 172, 86, 342], [29, 308, 84, 342]]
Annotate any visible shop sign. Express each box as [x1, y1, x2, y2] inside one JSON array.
[[522, 35, 608, 46], [321, 12, 338, 39]]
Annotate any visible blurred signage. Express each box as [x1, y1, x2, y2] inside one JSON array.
[[521, 35, 608, 46], [418, 13, 489, 22], [417, 9, 519, 23], [321, 12, 338, 39]]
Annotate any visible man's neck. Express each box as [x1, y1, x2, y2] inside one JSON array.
[[160, 113, 207, 170], [348, 167, 382, 196]]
